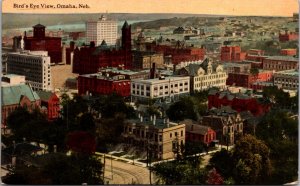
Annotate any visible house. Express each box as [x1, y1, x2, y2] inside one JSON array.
[[36, 91, 60, 120], [182, 119, 216, 145], [202, 107, 244, 145]]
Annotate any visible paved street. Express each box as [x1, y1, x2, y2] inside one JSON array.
[[101, 156, 152, 184]]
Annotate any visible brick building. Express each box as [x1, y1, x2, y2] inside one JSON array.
[[279, 31, 299, 42], [208, 89, 271, 116], [220, 46, 246, 62], [183, 119, 216, 145], [1, 81, 41, 133], [36, 91, 60, 121], [132, 51, 164, 69], [73, 21, 132, 74], [273, 69, 299, 90], [24, 24, 62, 64], [144, 42, 206, 65], [280, 49, 297, 56], [226, 70, 273, 88], [262, 56, 298, 71], [98, 67, 149, 80], [122, 116, 185, 160], [78, 73, 131, 97]]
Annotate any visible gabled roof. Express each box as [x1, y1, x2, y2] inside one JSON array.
[[36, 90, 55, 101], [1, 84, 40, 106]]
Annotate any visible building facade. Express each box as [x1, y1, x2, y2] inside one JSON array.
[[208, 89, 271, 116], [279, 31, 299, 42], [132, 51, 164, 70], [1, 82, 41, 132], [226, 70, 273, 88], [131, 76, 190, 101], [73, 21, 132, 74], [178, 58, 227, 92], [86, 15, 118, 46], [122, 116, 186, 160], [78, 73, 131, 97], [7, 51, 52, 91], [262, 56, 298, 71], [280, 49, 297, 56], [202, 108, 243, 145], [220, 46, 246, 62], [24, 24, 62, 63], [273, 69, 299, 90], [36, 91, 60, 120], [183, 119, 216, 145]]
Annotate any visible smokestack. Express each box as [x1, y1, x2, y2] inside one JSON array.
[[140, 116, 143, 122], [150, 115, 153, 121], [62, 44, 66, 64], [173, 64, 177, 73]]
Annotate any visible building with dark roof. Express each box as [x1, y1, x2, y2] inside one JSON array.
[[1, 83, 40, 133], [36, 91, 60, 120], [24, 24, 62, 64], [208, 89, 271, 116], [263, 56, 298, 71]]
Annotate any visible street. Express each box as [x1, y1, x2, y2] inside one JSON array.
[[101, 156, 151, 184]]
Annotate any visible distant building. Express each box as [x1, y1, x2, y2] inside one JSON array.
[[173, 27, 194, 34], [36, 91, 60, 121], [1, 74, 26, 85], [226, 69, 273, 88], [24, 24, 62, 63], [78, 73, 131, 97], [132, 51, 164, 70], [202, 107, 244, 145], [220, 46, 246, 62], [262, 56, 298, 71], [247, 49, 265, 56], [208, 89, 271, 116], [273, 69, 299, 90], [177, 58, 227, 92], [279, 31, 299, 42], [122, 116, 186, 160], [222, 62, 251, 74], [1, 82, 40, 133], [86, 15, 118, 46], [73, 21, 132, 74], [293, 13, 299, 22], [183, 119, 216, 145], [280, 49, 297, 56], [98, 67, 149, 80], [131, 76, 190, 101], [7, 51, 52, 91]]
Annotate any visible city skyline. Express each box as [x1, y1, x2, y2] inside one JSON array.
[[3, 0, 298, 17]]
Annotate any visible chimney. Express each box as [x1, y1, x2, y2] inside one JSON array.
[[140, 116, 143, 122], [173, 64, 177, 73], [70, 41, 75, 51], [153, 115, 156, 125], [150, 63, 156, 79], [12, 156, 16, 166], [150, 115, 153, 121], [62, 43, 66, 64], [138, 113, 141, 119]]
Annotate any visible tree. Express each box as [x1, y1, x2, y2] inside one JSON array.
[[166, 97, 197, 121], [206, 168, 224, 185], [66, 131, 96, 154], [209, 149, 233, 179], [232, 134, 272, 184]]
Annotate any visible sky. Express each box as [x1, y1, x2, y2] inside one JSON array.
[[2, 0, 299, 16]]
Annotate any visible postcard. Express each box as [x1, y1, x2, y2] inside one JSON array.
[[1, 0, 299, 185]]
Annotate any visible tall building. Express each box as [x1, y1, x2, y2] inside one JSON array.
[[73, 21, 132, 74], [86, 15, 118, 46], [7, 51, 52, 91], [24, 24, 62, 63], [220, 46, 246, 62]]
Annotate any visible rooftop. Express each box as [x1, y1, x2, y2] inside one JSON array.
[[274, 69, 299, 76], [265, 56, 298, 62], [127, 117, 182, 129], [132, 76, 189, 83]]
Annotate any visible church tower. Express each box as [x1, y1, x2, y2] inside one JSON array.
[[122, 21, 131, 51]]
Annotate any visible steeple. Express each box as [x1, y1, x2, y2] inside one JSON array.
[[122, 21, 129, 30]]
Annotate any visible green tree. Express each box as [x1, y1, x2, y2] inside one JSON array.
[[166, 97, 197, 121], [231, 134, 272, 184], [208, 149, 233, 179]]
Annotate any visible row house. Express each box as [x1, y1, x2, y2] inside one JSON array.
[[220, 46, 246, 62], [262, 56, 298, 71], [273, 69, 299, 90]]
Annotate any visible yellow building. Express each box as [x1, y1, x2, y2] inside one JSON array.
[[122, 116, 185, 160]]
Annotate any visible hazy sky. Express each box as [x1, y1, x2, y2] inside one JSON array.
[[3, 0, 299, 16]]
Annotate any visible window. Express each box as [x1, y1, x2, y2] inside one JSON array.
[[159, 135, 162, 142], [181, 130, 183, 136], [175, 132, 178, 137], [170, 133, 172, 138]]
